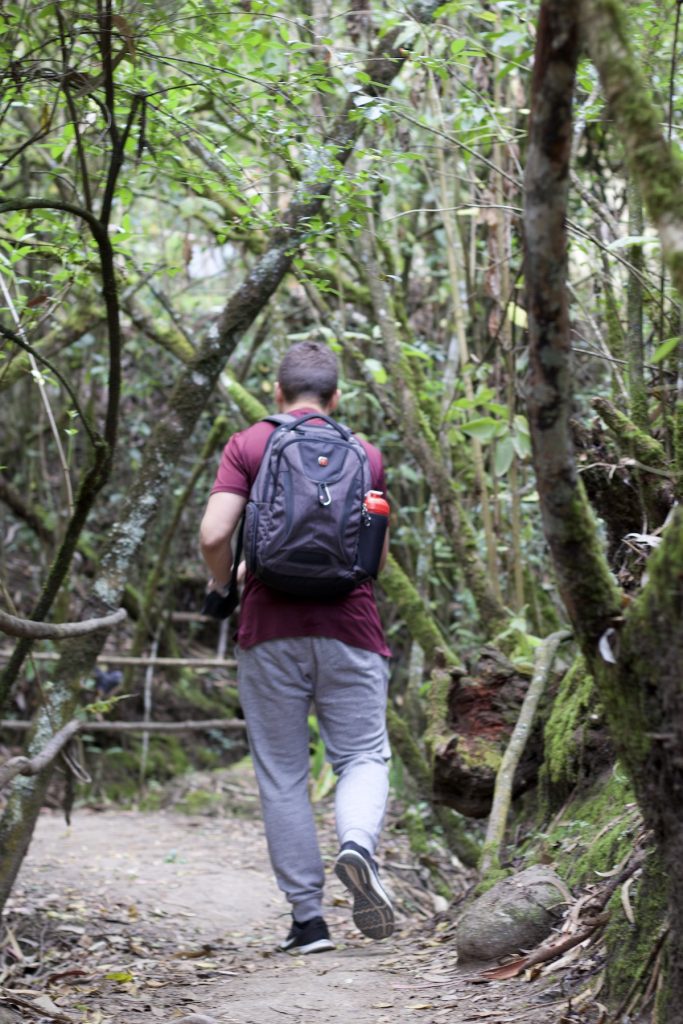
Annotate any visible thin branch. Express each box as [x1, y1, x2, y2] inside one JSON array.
[[56, 3, 93, 213], [383, 202, 522, 222], [0, 718, 246, 734], [100, 92, 141, 225], [0, 607, 126, 640], [0, 651, 237, 668], [395, 108, 521, 189], [0, 990, 76, 1024], [0, 718, 81, 790], [0, 717, 246, 790], [480, 630, 571, 874], [0, 198, 121, 451]]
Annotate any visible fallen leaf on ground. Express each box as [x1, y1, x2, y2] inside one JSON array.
[[477, 957, 529, 981], [104, 970, 135, 983]]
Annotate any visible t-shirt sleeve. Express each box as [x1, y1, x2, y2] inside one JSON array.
[[373, 454, 386, 493], [210, 434, 251, 497], [361, 440, 386, 493]]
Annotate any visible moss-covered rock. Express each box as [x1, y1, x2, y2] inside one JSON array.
[[456, 866, 567, 962]]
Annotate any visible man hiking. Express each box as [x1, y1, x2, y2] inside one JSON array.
[[199, 341, 394, 953]]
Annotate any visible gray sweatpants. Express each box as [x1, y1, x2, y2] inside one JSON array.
[[237, 636, 390, 923]]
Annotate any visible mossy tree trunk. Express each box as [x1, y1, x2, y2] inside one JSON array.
[[525, 2, 683, 1016]]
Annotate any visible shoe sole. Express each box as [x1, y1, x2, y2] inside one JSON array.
[[280, 937, 335, 954], [334, 850, 395, 940]]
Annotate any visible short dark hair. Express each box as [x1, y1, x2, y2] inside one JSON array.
[[277, 341, 339, 404]]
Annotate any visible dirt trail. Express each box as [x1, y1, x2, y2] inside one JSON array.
[[3, 775, 563, 1024]]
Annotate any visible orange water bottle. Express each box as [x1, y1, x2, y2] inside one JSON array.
[[358, 490, 390, 578]]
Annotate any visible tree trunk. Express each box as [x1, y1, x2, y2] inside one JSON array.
[[525, 2, 683, 1016]]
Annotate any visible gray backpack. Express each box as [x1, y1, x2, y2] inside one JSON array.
[[243, 413, 374, 598]]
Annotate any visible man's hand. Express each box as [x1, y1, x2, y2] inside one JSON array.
[[202, 582, 239, 620]]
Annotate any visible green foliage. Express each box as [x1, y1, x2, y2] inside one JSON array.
[[307, 715, 337, 804], [1, 6, 682, 962], [493, 612, 541, 672]]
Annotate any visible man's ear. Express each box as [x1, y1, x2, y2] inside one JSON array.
[[274, 381, 284, 408], [327, 388, 341, 413]]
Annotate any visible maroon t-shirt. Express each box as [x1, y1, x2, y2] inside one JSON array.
[[210, 408, 391, 657]]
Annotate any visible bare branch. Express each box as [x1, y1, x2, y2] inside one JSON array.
[[480, 630, 571, 874], [0, 607, 127, 640], [0, 651, 235, 668], [0, 717, 246, 790], [0, 718, 246, 734], [0, 719, 81, 789]]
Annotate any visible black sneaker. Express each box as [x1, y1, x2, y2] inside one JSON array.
[[278, 916, 335, 954], [334, 841, 395, 940]]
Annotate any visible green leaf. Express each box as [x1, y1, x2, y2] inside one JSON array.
[[512, 430, 532, 460], [105, 971, 135, 983], [506, 303, 528, 328], [607, 234, 660, 251], [493, 436, 515, 476], [363, 105, 385, 121], [460, 417, 499, 442], [652, 336, 681, 364], [363, 358, 388, 384]]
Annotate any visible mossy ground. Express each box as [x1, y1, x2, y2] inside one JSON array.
[[602, 854, 668, 1010], [519, 765, 639, 888], [477, 759, 667, 1016], [79, 729, 247, 808]]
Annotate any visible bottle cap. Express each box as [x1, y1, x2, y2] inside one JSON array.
[[364, 490, 390, 515]]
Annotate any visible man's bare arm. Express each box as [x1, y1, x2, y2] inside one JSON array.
[[199, 491, 247, 588]]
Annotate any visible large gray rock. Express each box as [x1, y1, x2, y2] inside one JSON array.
[[456, 866, 567, 962]]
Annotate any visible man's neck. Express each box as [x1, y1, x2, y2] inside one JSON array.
[[280, 399, 328, 415]]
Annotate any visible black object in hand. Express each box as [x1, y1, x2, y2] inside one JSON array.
[[202, 587, 239, 620]]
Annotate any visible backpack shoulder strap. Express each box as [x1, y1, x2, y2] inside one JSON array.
[[261, 413, 295, 428], [263, 411, 354, 441]]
